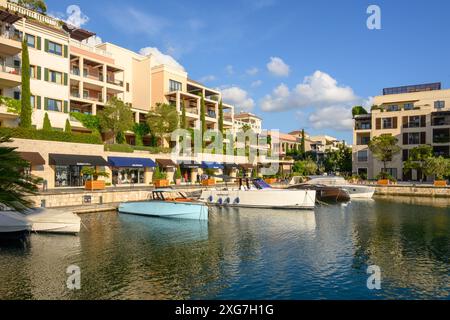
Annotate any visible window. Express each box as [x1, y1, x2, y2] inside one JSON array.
[[49, 70, 63, 84], [386, 105, 399, 112], [409, 116, 420, 128], [382, 118, 393, 129], [434, 101, 445, 109], [47, 98, 62, 112], [126, 83, 130, 92], [25, 34, 35, 48], [169, 80, 182, 92], [383, 168, 398, 179], [30, 95, 35, 108], [408, 133, 420, 145], [404, 103, 414, 110], [30, 65, 37, 79], [357, 150, 368, 162], [48, 41, 62, 56], [14, 91, 20, 100], [360, 135, 371, 145]]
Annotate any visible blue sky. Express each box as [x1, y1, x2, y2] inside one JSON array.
[[46, 0, 450, 142]]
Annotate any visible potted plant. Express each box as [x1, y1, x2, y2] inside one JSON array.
[[81, 167, 110, 190], [174, 166, 182, 185], [424, 157, 450, 187], [264, 175, 278, 185], [153, 166, 169, 187], [376, 172, 396, 185], [202, 168, 216, 186]]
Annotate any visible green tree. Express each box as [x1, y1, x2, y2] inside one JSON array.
[[403, 145, 433, 181], [324, 144, 352, 174], [200, 94, 206, 148], [18, 0, 47, 13], [352, 106, 368, 117], [300, 129, 306, 156], [64, 119, 72, 133], [42, 112, 52, 131], [20, 39, 32, 129], [293, 159, 318, 176], [368, 134, 401, 173], [241, 124, 251, 132], [175, 166, 182, 181], [424, 157, 450, 181], [218, 99, 224, 135], [97, 97, 134, 144], [0, 136, 42, 212], [180, 99, 187, 129], [132, 122, 150, 146], [146, 103, 179, 147]]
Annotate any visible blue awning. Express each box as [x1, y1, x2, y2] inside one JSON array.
[[201, 161, 224, 169], [108, 157, 156, 168]]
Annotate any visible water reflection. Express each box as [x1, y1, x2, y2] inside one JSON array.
[[0, 201, 448, 300]]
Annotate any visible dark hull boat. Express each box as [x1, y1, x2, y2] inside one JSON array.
[[288, 184, 350, 204]]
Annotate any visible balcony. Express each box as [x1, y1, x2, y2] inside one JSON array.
[[0, 65, 21, 87], [70, 67, 80, 76], [84, 70, 103, 82], [0, 32, 22, 56], [107, 77, 123, 87], [355, 122, 371, 130], [207, 110, 216, 118]]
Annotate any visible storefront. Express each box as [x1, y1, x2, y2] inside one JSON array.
[[49, 154, 109, 188], [18, 152, 45, 177], [178, 161, 201, 183], [239, 163, 255, 177], [108, 157, 156, 185], [223, 163, 239, 177]]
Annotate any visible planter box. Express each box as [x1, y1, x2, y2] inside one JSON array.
[[202, 178, 216, 186], [85, 180, 106, 190], [434, 180, 447, 187], [377, 179, 390, 185], [154, 179, 169, 188], [264, 178, 277, 184], [175, 179, 181, 185]]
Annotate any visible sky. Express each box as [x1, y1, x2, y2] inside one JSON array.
[[45, 0, 450, 142]]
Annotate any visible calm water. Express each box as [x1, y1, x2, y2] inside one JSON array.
[[0, 197, 449, 300]]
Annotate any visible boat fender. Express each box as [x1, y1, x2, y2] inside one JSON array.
[[208, 196, 213, 202], [224, 197, 231, 204], [218, 198, 223, 204], [234, 197, 240, 204]]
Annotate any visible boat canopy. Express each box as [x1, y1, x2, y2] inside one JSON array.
[[108, 156, 156, 168], [201, 162, 224, 169], [49, 154, 109, 166]]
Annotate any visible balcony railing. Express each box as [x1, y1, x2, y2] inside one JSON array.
[[107, 77, 124, 87], [433, 136, 450, 144], [69, 39, 112, 57], [355, 123, 371, 130], [70, 91, 80, 98], [186, 108, 198, 115], [432, 119, 450, 126], [83, 93, 103, 102], [207, 111, 216, 118], [0, 65, 21, 75], [357, 157, 368, 162], [7, 2, 61, 28], [84, 71, 103, 82], [71, 67, 80, 76], [0, 32, 22, 42]]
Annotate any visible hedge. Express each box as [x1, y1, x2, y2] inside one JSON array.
[[104, 144, 171, 154], [132, 145, 171, 154], [0, 127, 103, 144]]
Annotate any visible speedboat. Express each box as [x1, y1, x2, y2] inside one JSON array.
[[0, 211, 31, 240], [288, 184, 350, 204], [26, 208, 81, 234], [199, 178, 316, 209], [119, 189, 209, 221], [302, 176, 375, 199]]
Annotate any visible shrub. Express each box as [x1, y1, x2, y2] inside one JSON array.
[[104, 144, 134, 153], [132, 145, 171, 154], [42, 113, 52, 131], [0, 127, 103, 144], [64, 119, 72, 133], [152, 166, 167, 181]]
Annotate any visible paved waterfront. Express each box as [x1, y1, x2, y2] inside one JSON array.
[[0, 196, 449, 300]]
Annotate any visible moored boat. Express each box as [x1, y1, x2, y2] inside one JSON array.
[[199, 178, 316, 209], [301, 176, 375, 199], [288, 184, 350, 204], [26, 208, 81, 234], [0, 211, 31, 240], [119, 189, 209, 220]]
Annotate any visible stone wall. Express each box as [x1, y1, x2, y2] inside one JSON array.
[[375, 185, 450, 197]]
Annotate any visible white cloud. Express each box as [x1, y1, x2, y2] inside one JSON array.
[[308, 106, 354, 131], [221, 86, 255, 111], [267, 56, 290, 77], [260, 70, 358, 112], [225, 65, 234, 75], [199, 75, 216, 83], [251, 80, 263, 88], [139, 47, 185, 72], [246, 67, 259, 76], [65, 5, 89, 28]]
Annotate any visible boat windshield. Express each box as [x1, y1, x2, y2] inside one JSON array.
[[153, 191, 186, 200], [306, 176, 346, 185], [253, 179, 272, 190]]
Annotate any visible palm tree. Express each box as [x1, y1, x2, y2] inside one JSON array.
[[0, 136, 42, 212]]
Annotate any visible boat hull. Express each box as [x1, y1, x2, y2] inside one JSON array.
[[118, 201, 209, 221], [199, 189, 316, 209], [0, 211, 32, 237], [340, 186, 375, 199], [26, 209, 81, 234], [288, 185, 350, 203]]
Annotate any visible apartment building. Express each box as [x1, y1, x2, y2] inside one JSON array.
[[353, 82, 450, 180], [233, 112, 262, 134], [0, 1, 235, 140]]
